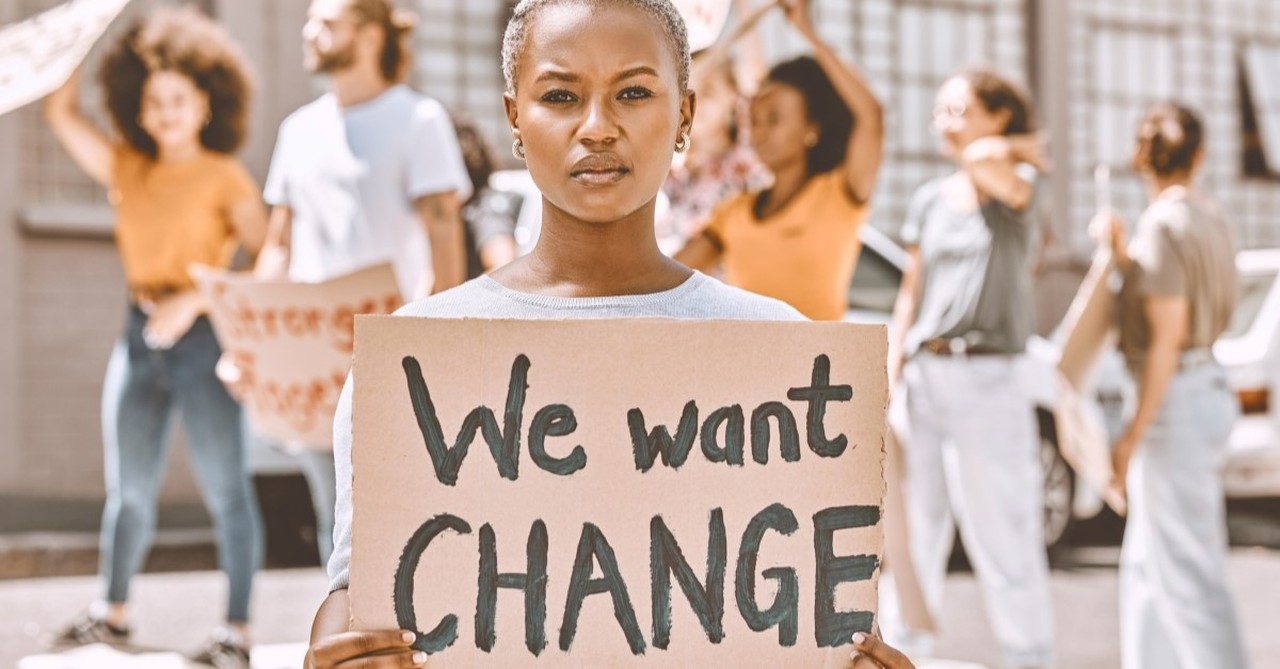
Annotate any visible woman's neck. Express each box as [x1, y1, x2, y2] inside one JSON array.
[[1149, 172, 1194, 201], [759, 160, 808, 217], [494, 198, 690, 297], [156, 139, 202, 163]]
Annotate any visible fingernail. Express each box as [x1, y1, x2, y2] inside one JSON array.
[[852, 632, 868, 646], [412, 651, 427, 664], [402, 630, 416, 643]]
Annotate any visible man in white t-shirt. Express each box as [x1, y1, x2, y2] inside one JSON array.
[[258, 0, 472, 299], [250, 0, 471, 566]]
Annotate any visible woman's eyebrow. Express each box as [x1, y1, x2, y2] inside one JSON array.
[[612, 66, 659, 83], [534, 69, 579, 84], [533, 66, 660, 85]]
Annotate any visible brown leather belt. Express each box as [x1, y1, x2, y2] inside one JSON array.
[[920, 338, 1004, 356]]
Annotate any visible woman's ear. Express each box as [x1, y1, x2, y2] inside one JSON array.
[[504, 92, 520, 139], [680, 89, 698, 140]]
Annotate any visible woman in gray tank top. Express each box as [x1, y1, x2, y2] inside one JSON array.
[[879, 70, 1055, 669], [1096, 103, 1248, 669]]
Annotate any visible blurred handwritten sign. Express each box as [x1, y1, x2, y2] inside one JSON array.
[[193, 263, 403, 449], [0, 0, 131, 116]]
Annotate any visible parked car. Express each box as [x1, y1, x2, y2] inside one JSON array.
[[1210, 248, 1280, 498]]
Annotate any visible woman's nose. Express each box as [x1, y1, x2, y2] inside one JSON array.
[[578, 97, 619, 145]]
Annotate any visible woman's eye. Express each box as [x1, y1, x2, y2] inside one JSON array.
[[541, 89, 576, 104], [619, 87, 654, 100]]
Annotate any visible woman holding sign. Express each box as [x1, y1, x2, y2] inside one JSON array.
[[1095, 104, 1248, 669], [882, 71, 1054, 669], [304, 1, 911, 668], [675, 0, 884, 321], [43, 7, 265, 666]]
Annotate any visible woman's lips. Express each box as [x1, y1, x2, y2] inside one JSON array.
[[570, 152, 631, 186], [571, 167, 630, 185]]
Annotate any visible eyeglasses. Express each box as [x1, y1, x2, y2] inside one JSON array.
[[932, 101, 968, 120]]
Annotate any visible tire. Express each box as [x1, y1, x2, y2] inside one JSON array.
[[1037, 408, 1075, 551]]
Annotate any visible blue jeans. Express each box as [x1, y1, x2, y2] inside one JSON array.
[[99, 306, 262, 622]]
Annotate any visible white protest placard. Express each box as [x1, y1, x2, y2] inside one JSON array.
[[350, 318, 887, 667], [671, 0, 733, 52], [193, 264, 402, 449], [0, 0, 131, 116]]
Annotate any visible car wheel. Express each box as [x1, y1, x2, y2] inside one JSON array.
[[1040, 429, 1074, 550]]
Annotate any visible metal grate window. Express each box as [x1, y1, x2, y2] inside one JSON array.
[[411, 0, 510, 167]]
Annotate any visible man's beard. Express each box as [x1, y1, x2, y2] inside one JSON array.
[[307, 43, 356, 74]]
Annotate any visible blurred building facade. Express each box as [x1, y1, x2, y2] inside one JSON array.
[[1, 0, 1279, 528]]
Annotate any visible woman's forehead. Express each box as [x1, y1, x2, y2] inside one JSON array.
[[520, 3, 676, 84], [936, 77, 972, 103]]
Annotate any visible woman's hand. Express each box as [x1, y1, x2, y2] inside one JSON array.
[[215, 351, 254, 400], [824, 632, 917, 669], [305, 630, 426, 669], [143, 291, 205, 350], [1089, 210, 1130, 267], [1110, 431, 1139, 500], [781, 0, 816, 34]]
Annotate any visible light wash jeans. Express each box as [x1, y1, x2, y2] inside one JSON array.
[[882, 352, 1054, 669], [99, 306, 262, 622], [1120, 361, 1248, 669]]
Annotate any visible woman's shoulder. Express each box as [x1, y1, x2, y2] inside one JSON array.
[[394, 278, 509, 318], [684, 274, 808, 321]]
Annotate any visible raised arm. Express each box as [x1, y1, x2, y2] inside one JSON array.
[[784, 0, 884, 204], [416, 191, 466, 298], [253, 205, 293, 279], [959, 134, 1044, 212], [42, 68, 114, 187], [227, 198, 268, 261], [693, 0, 783, 81]]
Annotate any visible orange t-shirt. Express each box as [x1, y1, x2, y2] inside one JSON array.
[[702, 170, 869, 321], [110, 145, 259, 295]]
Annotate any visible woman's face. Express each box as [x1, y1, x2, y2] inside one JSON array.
[[748, 81, 813, 173], [505, 2, 694, 225], [932, 76, 1008, 158], [689, 64, 738, 153], [139, 70, 209, 152]]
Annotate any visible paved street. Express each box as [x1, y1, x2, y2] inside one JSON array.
[[3, 543, 1278, 668]]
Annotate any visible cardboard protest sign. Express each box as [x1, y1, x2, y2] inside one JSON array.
[[1055, 252, 1126, 514], [0, 0, 131, 116], [671, 0, 732, 52], [350, 318, 887, 667], [193, 264, 402, 449]]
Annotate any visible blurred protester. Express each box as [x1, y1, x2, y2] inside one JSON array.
[[256, 0, 472, 299], [453, 115, 520, 278], [42, 7, 266, 666], [1096, 102, 1248, 669], [244, 0, 473, 569], [676, 0, 884, 321], [881, 70, 1053, 669], [657, 0, 773, 254]]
